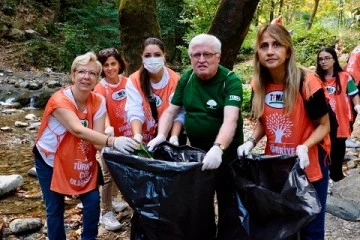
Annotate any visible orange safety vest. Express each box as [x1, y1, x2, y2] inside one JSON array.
[[36, 88, 102, 195], [345, 45, 360, 85], [129, 67, 180, 144], [253, 73, 330, 182], [324, 72, 354, 138], [94, 76, 132, 137]]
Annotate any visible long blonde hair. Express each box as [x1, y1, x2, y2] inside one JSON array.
[[252, 23, 303, 118]]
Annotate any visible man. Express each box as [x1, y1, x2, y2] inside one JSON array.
[[147, 33, 244, 239], [345, 44, 360, 148]]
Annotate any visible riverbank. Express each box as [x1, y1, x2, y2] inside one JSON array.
[[1, 106, 360, 239]]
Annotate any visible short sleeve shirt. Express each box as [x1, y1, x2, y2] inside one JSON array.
[[172, 65, 243, 162]]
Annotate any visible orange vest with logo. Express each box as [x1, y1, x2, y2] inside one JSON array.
[[345, 45, 360, 85], [94, 76, 132, 137], [256, 73, 329, 182], [129, 67, 180, 144], [324, 72, 353, 138], [36, 88, 101, 195]]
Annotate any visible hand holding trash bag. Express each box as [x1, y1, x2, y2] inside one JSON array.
[[296, 145, 310, 169], [147, 134, 166, 151], [169, 135, 179, 146], [237, 141, 254, 157], [113, 137, 138, 154], [201, 145, 223, 170]]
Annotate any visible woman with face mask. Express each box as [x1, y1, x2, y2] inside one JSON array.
[[125, 37, 185, 146]]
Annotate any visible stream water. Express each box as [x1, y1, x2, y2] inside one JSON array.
[[0, 108, 45, 218]]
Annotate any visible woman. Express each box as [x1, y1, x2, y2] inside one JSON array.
[[93, 48, 130, 231], [125, 37, 185, 145], [237, 23, 330, 239], [34, 52, 137, 240], [316, 47, 360, 181]]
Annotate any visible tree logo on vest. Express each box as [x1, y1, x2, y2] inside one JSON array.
[[325, 86, 336, 94], [206, 99, 217, 109], [266, 113, 293, 143], [154, 94, 162, 107], [112, 89, 126, 101], [265, 91, 284, 109], [80, 119, 89, 128]]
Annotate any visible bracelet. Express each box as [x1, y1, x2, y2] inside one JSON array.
[[105, 136, 110, 147], [247, 137, 257, 146]]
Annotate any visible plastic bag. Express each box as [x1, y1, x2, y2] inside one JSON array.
[[103, 142, 217, 240], [230, 154, 321, 240]]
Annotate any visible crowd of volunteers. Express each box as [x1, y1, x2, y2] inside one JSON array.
[[34, 15, 360, 240]]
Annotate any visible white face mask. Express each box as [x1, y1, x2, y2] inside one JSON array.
[[143, 57, 165, 74]]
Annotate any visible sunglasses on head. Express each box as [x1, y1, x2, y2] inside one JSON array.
[[98, 48, 118, 56]]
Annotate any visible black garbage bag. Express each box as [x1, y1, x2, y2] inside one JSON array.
[[231, 154, 321, 240], [103, 142, 217, 240]]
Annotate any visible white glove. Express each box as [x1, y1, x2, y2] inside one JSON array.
[[113, 137, 138, 154], [133, 133, 143, 144], [296, 145, 310, 169], [147, 134, 166, 151], [201, 145, 223, 171], [237, 141, 254, 158], [104, 126, 114, 136], [354, 104, 360, 114], [169, 135, 179, 146]]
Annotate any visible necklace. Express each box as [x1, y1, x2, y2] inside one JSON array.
[[70, 87, 85, 111]]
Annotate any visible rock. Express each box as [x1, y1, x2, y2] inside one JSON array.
[[14, 121, 29, 127], [331, 168, 360, 206], [1, 108, 24, 114], [27, 122, 41, 130], [27, 167, 37, 177], [326, 195, 360, 221], [0, 126, 12, 132], [25, 113, 37, 121], [0, 174, 24, 196], [9, 218, 42, 234]]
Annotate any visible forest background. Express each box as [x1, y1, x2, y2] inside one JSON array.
[[1, 0, 360, 112]]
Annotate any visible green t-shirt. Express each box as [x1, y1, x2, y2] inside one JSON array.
[[172, 65, 243, 163]]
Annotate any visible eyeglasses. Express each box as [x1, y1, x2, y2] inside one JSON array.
[[98, 48, 118, 56], [318, 57, 333, 63], [75, 69, 98, 79], [190, 52, 218, 60]]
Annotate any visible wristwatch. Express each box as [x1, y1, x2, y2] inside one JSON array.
[[214, 143, 226, 151]]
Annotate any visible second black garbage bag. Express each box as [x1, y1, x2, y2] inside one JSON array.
[[231, 154, 322, 240], [103, 142, 217, 240]]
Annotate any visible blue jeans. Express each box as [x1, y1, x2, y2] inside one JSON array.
[[35, 152, 100, 240], [300, 146, 329, 240]]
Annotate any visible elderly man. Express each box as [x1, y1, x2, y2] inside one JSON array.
[[147, 33, 244, 239]]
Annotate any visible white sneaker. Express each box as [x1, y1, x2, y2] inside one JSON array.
[[99, 211, 122, 231], [345, 138, 360, 148], [112, 200, 128, 212]]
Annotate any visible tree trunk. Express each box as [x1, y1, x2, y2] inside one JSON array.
[[208, 0, 260, 70], [119, 0, 161, 75], [307, 0, 320, 30]]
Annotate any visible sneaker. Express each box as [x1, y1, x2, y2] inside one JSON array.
[[112, 200, 128, 212], [345, 138, 360, 148], [99, 211, 122, 231]]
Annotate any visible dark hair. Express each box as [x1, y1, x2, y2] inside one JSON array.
[[139, 37, 165, 99], [315, 47, 343, 94], [97, 48, 127, 77]]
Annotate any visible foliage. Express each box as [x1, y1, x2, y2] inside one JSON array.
[[242, 84, 252, 114], [291, 23, 337, 67], [25, 38, 62, 70]]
